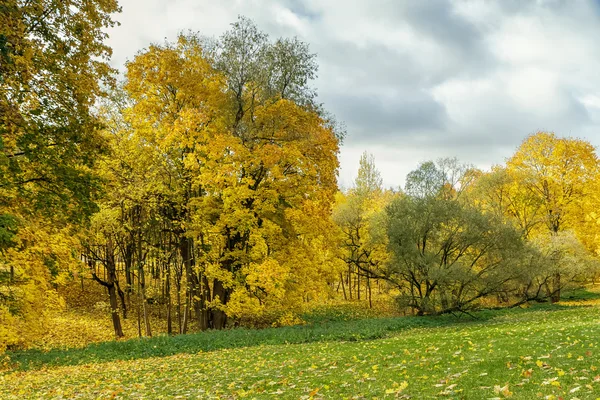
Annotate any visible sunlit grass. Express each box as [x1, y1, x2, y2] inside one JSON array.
[[2, 289, 599, 399]]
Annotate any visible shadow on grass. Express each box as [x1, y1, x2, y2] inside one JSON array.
[[3, 301, 586, 373], [561, 286, 600, 301]]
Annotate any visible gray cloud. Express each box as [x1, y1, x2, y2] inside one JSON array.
[[106, 0, 600, 188], [323, 91, 447, 138]]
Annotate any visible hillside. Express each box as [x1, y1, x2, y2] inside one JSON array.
[[2, 290, 599, 399]]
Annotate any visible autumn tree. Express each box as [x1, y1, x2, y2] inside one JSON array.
[[581, 176, 600, 258], [506, 132, 599, 301], [84, 91, 173, 337], [1, 0, 119, 220], [470, 166, 544, 238], [333, 152, 393, 306], [507, 133, 597, 235], [83, 206, 126, 338], [386, 159, 525, 315], [105, 18, 340, 331], [208, 18, 341, 325], [0, 0, 120, 350]]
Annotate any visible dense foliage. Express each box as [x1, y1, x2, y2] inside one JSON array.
[[0, 0, 119, 351]]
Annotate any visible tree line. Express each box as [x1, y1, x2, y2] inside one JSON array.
[[1, 1, 599, 350], [337, 138, 599, 317]]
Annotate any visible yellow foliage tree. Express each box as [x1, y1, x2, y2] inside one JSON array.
[[499, 132, 599, 301], [0, 0, 119, 350], [107, 22, 340, 330], [507, 132, 598, 237], [333, 152, 395, 307]]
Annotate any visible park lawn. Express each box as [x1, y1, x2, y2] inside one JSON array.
[[1, 296, 600, 399]]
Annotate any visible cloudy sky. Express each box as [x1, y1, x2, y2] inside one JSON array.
[[106, 0, 600, 189]]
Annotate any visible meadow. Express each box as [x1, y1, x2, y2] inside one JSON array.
[[1, 289, 599, 399]]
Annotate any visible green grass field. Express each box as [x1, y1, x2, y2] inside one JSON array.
[[2, 292, 600, 399]]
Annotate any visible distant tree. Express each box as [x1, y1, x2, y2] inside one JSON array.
[[386, 193, 524, 315], [404, 161, 446, 199], [405, 157, 475, 200], [506, 132, 599, 301], [333, 152, 393, 306], [355, 152, 383, 196]]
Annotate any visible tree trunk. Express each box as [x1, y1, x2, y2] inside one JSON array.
[[367, 273, 372, 309], [211, 278, 230, 329], [176, 275, 182, 334], [138, 239, 152, 337], [116, 281, 127, 319], [550, 272, 561, 303], [87, 240, 124, 338], [182, 290, 190, 334], [124, 242, 134, 294], [348, 267, 353, 300], [108, 283, 124, 338], [136, 272, 142, 338], [166, 263, 172, 335], [180, 237, 207, 331], [200, 275, 211, 330]]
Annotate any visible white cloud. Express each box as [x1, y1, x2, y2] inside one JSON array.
[[106, 0, 600, 189]]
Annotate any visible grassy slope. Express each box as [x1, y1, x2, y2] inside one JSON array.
[[1, 293, 600, 399]]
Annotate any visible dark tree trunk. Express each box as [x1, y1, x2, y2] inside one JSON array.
[[182, 291, 190, 334], [137, 230, 152, 337], [176, 270, 182, 334], [87, 239, 124, 338], [340, 272, 347, 300], [550, 272, 561, 303], [116, 281, 127, 319], [199, 275, 211, 330], [211, 278, 230, 329], [165, 262, 172, 335], [124, 242, 134, 293], [367, 273, 372, 309], [348, 267, 353, 300], [108, 283, 124, 338], [180, 237, 208, 331]]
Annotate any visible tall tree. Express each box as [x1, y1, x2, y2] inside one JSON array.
[[119, 20, 340, 330], [0, 0, 120, 350], [354, 152, 383, 196], [507, 132, 598, 235], [333, 152, 392, 306]]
